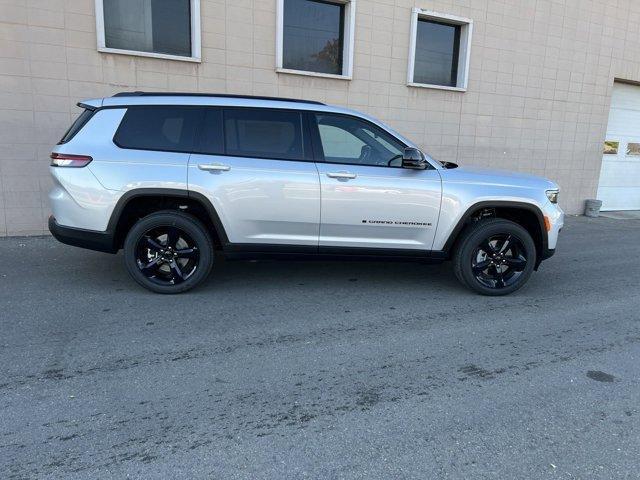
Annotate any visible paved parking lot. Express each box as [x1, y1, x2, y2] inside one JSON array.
[[1, 216, 639, 479]]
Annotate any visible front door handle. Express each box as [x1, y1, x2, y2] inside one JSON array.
[[326, 171, 357, 180], [198, 163, 231, 172]]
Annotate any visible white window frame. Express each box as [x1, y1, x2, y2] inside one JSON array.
[[407, 8, 473, 92], [276, 0, 356, 80], [95, 0, 201, 63]]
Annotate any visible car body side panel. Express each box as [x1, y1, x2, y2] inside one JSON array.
[[188, 154, 321, 246], [316, 164, 442, 250], [433, 167, 564, 251]]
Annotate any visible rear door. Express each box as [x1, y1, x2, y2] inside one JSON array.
[[312, 113, 442, 251], [188, 107, 321, 247]]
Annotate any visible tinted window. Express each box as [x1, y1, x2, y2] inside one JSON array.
[[414, 19, 460, 87], [103, 0, 191, 57], [224, 109, 304, 160], [315, 114, 404, 167], [195, 108, 224, 155], [114, 106, 201, 152], [283, 0, 344, 75], [59, 108, 94, 144]]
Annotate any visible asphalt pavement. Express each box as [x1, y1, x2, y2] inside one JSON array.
[[1, 215, 639, 479]]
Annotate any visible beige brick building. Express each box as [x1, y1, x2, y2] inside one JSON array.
[[1, 0, 640, 236]]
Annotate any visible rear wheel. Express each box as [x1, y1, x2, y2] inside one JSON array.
[[123, 211, 214, 294], [453, 219, 536, 296]]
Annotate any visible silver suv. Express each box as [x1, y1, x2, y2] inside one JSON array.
[[49, 92, 564, 295]]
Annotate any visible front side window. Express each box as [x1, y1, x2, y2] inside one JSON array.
[[315, 114, 405, 167], [114, 106, 202, 153], [224, 109, 305, 160], [99, 0, 198, 60], [408, 9, 473, 90]]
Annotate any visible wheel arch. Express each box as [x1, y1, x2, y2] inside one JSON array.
[[108, 188, 228, 251], [443, 201, 548, 267]]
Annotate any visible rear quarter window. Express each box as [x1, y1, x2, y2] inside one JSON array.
[[58, 108, 95, 144], [113, 106, 203, 153]]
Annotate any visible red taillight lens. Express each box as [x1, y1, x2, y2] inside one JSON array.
[[50, 153, 93, 167]]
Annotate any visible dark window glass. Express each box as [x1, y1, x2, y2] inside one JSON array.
[[414, 19, 461, 87], [103, 0, 191, 57], [315, 114, 405, 167], [224, 109, 304, 160], [114, 106, 201, 152], [196, 108, 224, 155], [283, 0, 344, 75], [59, 108, 94, 144]]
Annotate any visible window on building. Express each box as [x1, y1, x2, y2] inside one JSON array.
[[315, 114, 405, 167], [97, 0, 201, 61], [277, 0, 355, 78], [114, 106, 202, 153], [603, 141, 619, 155], [626, 143, 640, 156], [223, 109, 305, 160], [408, 9, 473, 91]]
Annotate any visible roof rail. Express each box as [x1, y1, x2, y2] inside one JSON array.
[[111, 91, 325, 105]]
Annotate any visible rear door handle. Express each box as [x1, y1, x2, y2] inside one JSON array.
[[326, 171, 357, 180], [198, 163, 231, 172]]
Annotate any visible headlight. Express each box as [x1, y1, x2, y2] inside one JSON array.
[[546, 189, 559, 204]]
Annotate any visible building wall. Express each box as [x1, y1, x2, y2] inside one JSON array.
[[1, 0, 640, 235]]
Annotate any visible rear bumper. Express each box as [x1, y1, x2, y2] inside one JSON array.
[[48, 216, 116, 253], [541, 248, 556, 261]]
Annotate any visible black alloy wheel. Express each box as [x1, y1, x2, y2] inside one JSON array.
[[124, 211, 214, 294], [453, 219, 537, 296], [471, 234, 528, 289], [135, 226, 200, 286]]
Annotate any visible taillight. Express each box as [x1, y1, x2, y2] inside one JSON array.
[[50, 153, 93, 167]]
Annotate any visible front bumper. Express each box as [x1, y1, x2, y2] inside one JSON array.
[[48, 216, 116, 253]]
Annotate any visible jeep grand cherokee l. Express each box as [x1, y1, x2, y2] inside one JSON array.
[[49, 92, 564, 295]]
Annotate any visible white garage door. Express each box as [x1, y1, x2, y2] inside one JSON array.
[[597, 82, 640, 211]]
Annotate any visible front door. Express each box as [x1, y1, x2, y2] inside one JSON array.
[[188, 107, 320, 247], [312, 113, 442, 251]]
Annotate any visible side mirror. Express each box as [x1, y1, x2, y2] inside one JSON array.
[[402, 147, 427, 170]]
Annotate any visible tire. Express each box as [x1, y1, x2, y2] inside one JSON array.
[[123, 210, 214, 294], [453, 218, 537, 296]]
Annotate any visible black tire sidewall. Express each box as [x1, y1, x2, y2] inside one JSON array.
[[123, 211, 214, 294], [454, 219, 537, 296]]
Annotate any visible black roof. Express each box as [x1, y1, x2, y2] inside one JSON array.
[[112, 91, 325, 105]]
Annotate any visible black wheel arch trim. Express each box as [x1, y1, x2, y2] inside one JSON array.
[[106, 188, 230, 247], [442, 200, 550, 267]]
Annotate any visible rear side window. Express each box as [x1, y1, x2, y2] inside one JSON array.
[[59, 108, 94, 144], [223, 108, 304, 160], [114, 106, 202, 153]]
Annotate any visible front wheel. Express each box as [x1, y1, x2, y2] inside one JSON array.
[[453, 219, 537, 296], [123, 211, 214, 294]]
